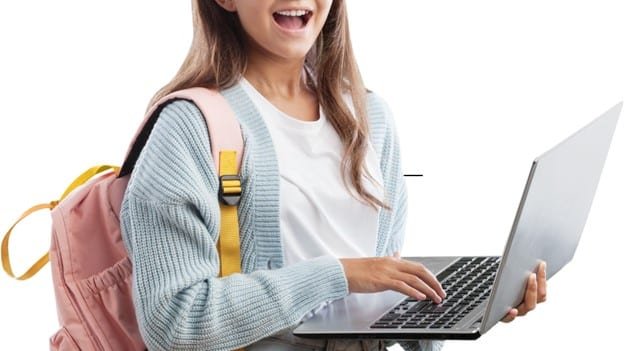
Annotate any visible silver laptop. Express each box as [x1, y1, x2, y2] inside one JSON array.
[[294, 102, 622, 340]]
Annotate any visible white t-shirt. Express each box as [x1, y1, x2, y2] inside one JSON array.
[[239, 78, 384, 267]]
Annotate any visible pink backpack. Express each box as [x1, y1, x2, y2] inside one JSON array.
[[1, 88, 244, 350]]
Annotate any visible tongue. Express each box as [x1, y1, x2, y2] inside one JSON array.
[[274, 14, 304, 29]]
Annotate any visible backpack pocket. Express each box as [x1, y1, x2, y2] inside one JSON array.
[[75, 257, 145, 351], [50, 327, 80, 351]]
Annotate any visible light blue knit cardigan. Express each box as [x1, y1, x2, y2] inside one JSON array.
[[120, 82, 443, 351]]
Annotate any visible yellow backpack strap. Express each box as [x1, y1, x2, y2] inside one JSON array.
[[59, 165, 120, 200], [217, 150, 243, 277], [217, 151, 244, 351], [1, 165, 119, 280], [1, 203, 55, 280]]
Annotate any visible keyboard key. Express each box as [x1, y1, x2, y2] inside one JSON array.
[[424, 306, 450, 313], [407, 303, 427, 313]]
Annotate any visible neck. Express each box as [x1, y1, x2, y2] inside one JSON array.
[[243, 47, 310, 100]]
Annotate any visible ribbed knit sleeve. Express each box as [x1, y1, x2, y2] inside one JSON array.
[[120, 100, 349, 351], [369, 95, 445, 351], [378, 97, 409, 257]]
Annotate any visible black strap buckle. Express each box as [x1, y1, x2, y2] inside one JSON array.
[[219, 174, 242, 206]]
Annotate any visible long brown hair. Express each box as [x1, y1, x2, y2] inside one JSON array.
[[149, 0, 387, 209]]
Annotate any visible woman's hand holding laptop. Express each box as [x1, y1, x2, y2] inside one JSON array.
[[502, 261, 547, 322]]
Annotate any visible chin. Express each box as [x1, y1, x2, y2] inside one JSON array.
[[272, 44, 315, 62]]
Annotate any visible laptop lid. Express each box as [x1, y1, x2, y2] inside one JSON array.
[[480, 102, 622, 333]]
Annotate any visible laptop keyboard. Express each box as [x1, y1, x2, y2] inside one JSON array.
[[370, 256, 500, 329]]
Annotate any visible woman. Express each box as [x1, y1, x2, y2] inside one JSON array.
[[120, 1, 546, 350]]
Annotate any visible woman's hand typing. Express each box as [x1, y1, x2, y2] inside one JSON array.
[[339, 256, 446, 303]]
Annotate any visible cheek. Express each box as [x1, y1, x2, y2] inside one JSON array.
[[235, 3, 271, 38], [237, 14, 265, 35], [314, 1, 333, 30]]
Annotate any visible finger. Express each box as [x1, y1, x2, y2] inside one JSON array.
[[537, 261, 547, 303], [399, 261, 446, 299], [396, 272, 442, 304], [389, 280, 427, 301], [517, 273, 537, 316], [501, 308, 518, 323]]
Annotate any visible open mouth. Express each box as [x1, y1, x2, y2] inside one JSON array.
[[272, 9, 313, 31]]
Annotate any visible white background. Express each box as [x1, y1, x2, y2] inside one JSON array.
[[1, 1, 623, 350]]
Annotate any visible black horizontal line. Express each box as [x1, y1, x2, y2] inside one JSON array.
[[403, 174, 423, 177]]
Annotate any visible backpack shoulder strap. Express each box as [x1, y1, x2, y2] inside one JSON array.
[[119, 87, 243, 178]]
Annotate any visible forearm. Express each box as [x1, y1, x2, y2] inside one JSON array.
[[137, 256, 348, 351]]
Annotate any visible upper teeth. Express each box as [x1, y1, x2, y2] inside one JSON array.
[[276, 10, 309, 17]]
